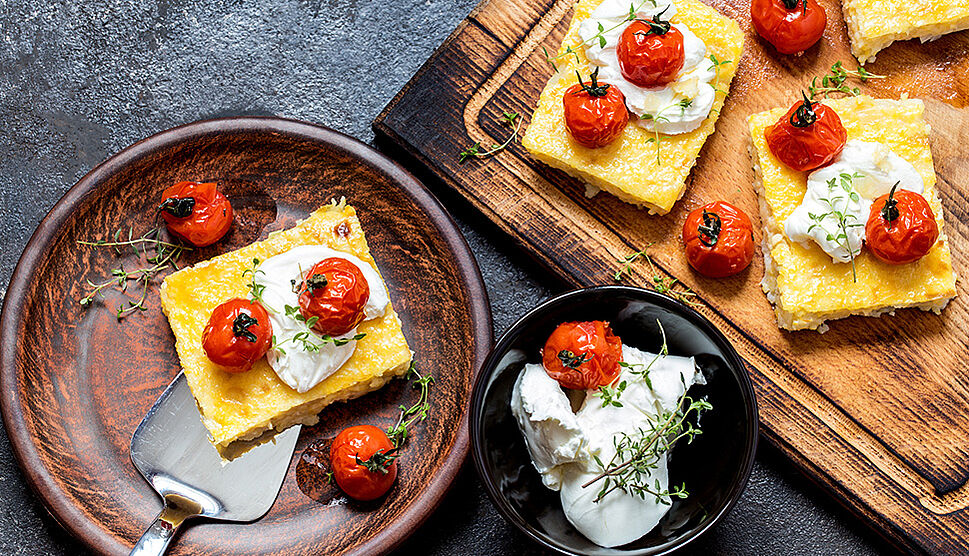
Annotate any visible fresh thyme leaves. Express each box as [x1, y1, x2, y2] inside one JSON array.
[[458, 111, 522, 163], [232, 313, 260, 342], [270, 303, 366, 354], [543, 0, 658, 70], [356, 448, 400, 474], [613, 248, 702, 307], [558, 349, 593, 369], [639, 97, 693, 165], [598, 380, 628, 408], [807, 172, 864, 282], [708, 54, 733, 97], [242, 258, 270, 307], [583, 392, 712, 503], [386, 363, 434, 448], [77, 227, 191, 319], [597, 320, 669, 407], [808, 61, 885, 100]]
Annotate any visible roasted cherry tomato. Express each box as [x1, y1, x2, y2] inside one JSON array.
[[683, 201, 756, 278], [159, 181, 233, 247], [330, 425, 398, 501], [563, 68, 629, 149], [616, 13, 684, 88], [541, 321, 623, 390], [202, 298, 272, 373], [865, 183, 939, 264], [297, 258, 370, 336], [751, 0, 826, 55], [765, 93, 846, 172]]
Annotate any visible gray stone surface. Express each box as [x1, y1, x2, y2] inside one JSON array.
[[0, 0, 898, 553]]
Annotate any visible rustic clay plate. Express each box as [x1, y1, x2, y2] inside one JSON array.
[[0, 117, 492, 555]]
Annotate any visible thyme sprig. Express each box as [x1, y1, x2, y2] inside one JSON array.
[[598, 320, 668, 407], [272, 304, 366, 355], [640, 97, 693, 165], [459, 111, 522, 163], [708, 54, 733, 98], [583, 392, 712, 503], [808, 61, 885, 100], [613, 248, 702, 307], [543, 0, 658, 71], [77, 227, 191, 319], [387, 363, 434, 448], [807, 172, 864, 282]]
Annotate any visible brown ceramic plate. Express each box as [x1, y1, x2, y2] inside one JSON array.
[[0, 117, 492, 555]]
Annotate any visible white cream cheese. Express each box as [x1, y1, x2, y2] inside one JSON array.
[[578, 0, 717, 134], [511, 342, 703, 548], [510, 364, 587, 490], [784, 140, 925, 263], [253, 245, 389, 393]]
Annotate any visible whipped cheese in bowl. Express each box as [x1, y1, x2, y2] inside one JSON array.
[[510, 339, 706, 547], [253, 245, 389, 393], [784, 140, 925, 263], [578, 0, 718, 134]]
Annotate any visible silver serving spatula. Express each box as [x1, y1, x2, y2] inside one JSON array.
[[129, 371, 300, 555]]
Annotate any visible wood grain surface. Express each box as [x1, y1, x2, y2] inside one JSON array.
[[373, 0, 969, 553], [0, 118, 493, 555]]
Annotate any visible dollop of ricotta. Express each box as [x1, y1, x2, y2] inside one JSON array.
[[578, 0, 717, 134], [511, 342, 704, 548], [510, 363, 587, 490], [254, 245, 389, 393], [784, 140, 924, 263]]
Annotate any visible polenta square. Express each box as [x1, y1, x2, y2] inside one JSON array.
[[749, 96, 957, 332], [843, 0, 969, 63], [522, 0, 743, 214], [160, 200, 412, 459]]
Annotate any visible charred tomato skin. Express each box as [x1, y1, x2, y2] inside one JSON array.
[[751, 0, 827, 55], [297, 257, 370, 337], [866, 188, 939, 264], [541, 321, 623, 390], [682, 201, 756, 278], [616, 20, 685, 88], [330, 425, 398, 501], [202, 298, 272, 373], [765, 98, 847, 172], [563, 78, 630, 149], [159, 181, 233, 247]]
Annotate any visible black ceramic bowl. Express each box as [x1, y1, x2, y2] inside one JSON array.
[[470, 286, 758, 555]]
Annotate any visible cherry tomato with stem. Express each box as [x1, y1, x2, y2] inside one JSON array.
[[616, 10, 685, 88], [159, 181, 233, 247], [563, 68, 629, 149], [751, 0, 827, 55], [202, 298, 273, 373], [865, 182, 939, 265], [541, 321, 623, 390], [297, 258, 370, 337], [683, 201, 756, 278], [330, 425, 398, 501], [765, 93, 847, 172]]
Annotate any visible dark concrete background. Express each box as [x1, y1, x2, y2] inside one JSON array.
[[0, 0, 899, 554]]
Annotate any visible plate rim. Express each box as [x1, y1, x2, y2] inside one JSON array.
[[0, 116, 494, 555]]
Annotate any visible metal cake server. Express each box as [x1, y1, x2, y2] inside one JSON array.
[[129, 371, 300, 556]]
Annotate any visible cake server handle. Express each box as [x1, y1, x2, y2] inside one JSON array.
[[130, 494, 201, 556]]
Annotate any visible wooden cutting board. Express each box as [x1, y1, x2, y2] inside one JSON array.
[[373, 0, 969, 553]]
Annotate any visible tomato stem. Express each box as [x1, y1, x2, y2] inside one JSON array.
[[881, 181, 901, 223], [790, 91, 817, 128], [633, 7, 672, 36], [697, 210, 722, 247], [159, 196, 196, 218], [574, 67, 611, 97], [232, 312, 260, 342]]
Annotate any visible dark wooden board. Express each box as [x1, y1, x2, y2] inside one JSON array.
[[373, 0, 969, 553], [0, 118, 493, 555]]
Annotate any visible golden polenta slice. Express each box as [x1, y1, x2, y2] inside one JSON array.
[[522, 0, 743, 214], [160, 200, 412, 459], [842, 0, 969, 64], [748, 96, 957, 332]]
